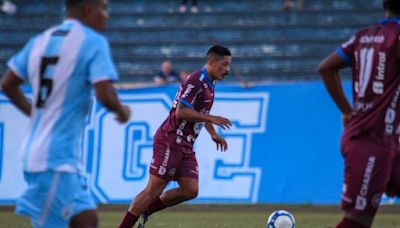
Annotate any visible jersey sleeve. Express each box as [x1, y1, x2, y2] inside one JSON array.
[[178, 76, 203, 109], [6, 37, 36, 81], [336, 35, 356, 66], [87, 35, 118, 84]]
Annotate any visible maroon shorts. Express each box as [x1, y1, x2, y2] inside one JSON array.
[[340, 137, 400, 217], [150, 141, 198, 182]]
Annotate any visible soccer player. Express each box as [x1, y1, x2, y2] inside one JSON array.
[[1, 0, 130, 227], [318, 0, 400, 227], [119, 45, 233, 228]]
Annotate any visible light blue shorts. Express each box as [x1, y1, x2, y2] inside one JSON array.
[[16, 171, 96, 228]]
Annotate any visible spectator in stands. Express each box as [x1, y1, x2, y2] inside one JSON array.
[[154, 60, 180, 86], [1, 0, 17, 15], [283, 0, 304, 11], [179, 0, 198, 13]]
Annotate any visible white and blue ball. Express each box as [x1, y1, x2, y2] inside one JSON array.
[[267, 210, 295, 228]]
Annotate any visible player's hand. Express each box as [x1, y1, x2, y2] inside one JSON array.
[[209, 115, 232, 130], [211, 134, 228, 152], [342, 112, 352, 127], [116, 105, 131, 123]]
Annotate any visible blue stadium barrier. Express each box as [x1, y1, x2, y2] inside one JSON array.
[[0, 81, 398, 205]]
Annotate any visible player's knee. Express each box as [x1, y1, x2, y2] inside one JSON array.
[[69, 210, 98, 228], [144, 187, 163, 199], [181, 187, 198, 200], [145, 179, 167, 198]]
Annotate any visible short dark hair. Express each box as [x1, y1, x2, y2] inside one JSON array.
[[383, 0, 400, 14], [206, 45, 231, 57], [65, 0, 96, 9]]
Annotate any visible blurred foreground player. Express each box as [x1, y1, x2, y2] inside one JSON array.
[[119, 45, 233, 228], [1, 0, 130, 227], [318, 0, 400, 227]]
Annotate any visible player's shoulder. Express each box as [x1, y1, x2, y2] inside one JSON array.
[[186, 69, 211, 84], [182, 69, 201, 84], [185, 69, 202, 81], [79, 25, 108, 45]]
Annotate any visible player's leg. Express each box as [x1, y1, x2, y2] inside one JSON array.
[[336, 139, 394, 228], [69, 210, 97, 228], [119, 174, 168, 228], [128, 174, 169, 214], [146, 151, 199, 216], [119, 140, 179, 228], [161, 177, 198, 206], [69, 174, 98, 228], [385, 152, 400, 197]]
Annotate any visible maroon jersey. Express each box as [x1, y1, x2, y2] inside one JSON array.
[[156, 68, 215, 152], [337, 18, 400, 149]]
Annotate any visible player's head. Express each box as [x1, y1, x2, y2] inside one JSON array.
[[205, 45, 232, 81], [383, 0, 400, 15], [65, 0, 109, 31]]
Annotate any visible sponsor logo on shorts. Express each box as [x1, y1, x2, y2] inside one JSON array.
[[355, 196, 367, 210], [372, 194, 382, 208], [158, 147, 171, 176], [158, 166, 166, 175], [385, 83, 400, 135], [169, 168, 176, 177], [187, 134, 194, 143], [355, 156, 376, 210]]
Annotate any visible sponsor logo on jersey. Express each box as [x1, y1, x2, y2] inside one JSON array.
[[182, 84, 195, 98], [360, 35, 384, 44]]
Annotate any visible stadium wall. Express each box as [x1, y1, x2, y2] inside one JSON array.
[[0, 81, 398, 205]]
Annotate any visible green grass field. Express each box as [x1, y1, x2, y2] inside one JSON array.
[[0, 204, 399, 228]]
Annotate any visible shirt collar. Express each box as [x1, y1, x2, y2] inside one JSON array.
[[379, 17, 400, 25], [201, 67, 215, 90]]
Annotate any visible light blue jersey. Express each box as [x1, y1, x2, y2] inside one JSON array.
[[7, 19, 118, 173]]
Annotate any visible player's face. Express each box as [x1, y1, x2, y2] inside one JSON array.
[[85, 0, 109, 31], [210, 56, 231, 81]]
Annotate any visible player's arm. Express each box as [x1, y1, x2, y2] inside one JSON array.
[[176, 102, 232, 130], [205, 122, 228, 151], [318, 52, 353, 126], [1, 70, 31, 116], [94, 80, 130, 123]]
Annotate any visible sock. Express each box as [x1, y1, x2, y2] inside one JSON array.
[[118, 211, 139, 228], [147, 197, 167, 215], [336, 217, 369, 228]]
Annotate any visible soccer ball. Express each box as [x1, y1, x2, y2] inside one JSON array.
[[267, 210, 295, 228]]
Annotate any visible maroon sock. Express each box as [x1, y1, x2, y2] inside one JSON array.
[[118, 211, 139, 228], [336, 217, 369, 228], [147, 197, 167, 215]]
